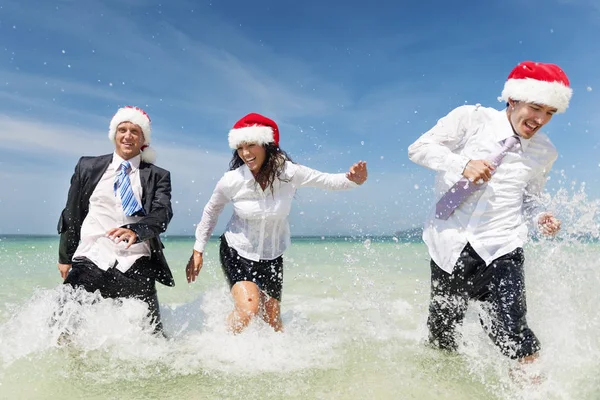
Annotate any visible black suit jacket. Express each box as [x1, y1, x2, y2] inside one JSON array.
[[57, 154, 175, 287]]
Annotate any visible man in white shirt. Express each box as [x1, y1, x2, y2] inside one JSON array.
[[57, 106, 174, 334], [408, 61, 572, 363]]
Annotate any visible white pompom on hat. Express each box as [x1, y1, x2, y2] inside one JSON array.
[[108, 106, 156, 163]]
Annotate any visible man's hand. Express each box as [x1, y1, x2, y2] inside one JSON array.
[[463, 160, 495, 184], [538, 213, 561, 236], [106, 227, 138, 249], [186, 250, 203, 283], [58, 263, 72, 280]]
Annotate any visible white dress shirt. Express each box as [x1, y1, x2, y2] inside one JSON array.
[[194, 161, 358, 261], [73, 153, 151, 272], [408, 105, 557, 273]]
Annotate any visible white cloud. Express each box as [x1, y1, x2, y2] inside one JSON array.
[[6, 0, 597, 237], [0, 114, 109, 157], [0, 0, 435, 236], [0, 113, 432, 236]]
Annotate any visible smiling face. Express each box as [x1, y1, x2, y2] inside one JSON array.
[[114, 121, 145, 160], [237, 142, 266, 173], [507, 99, 557, 139]]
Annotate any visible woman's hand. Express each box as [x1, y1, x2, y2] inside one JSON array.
[[186, 250, 204, 283], [346, 161, 368, 185]]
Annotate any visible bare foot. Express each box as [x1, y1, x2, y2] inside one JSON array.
[[509, 364, 546, 387]]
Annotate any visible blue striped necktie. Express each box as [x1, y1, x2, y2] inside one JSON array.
[[114, 161, 143, 217]]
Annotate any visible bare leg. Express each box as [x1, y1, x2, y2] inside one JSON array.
[[227, 281, 261, 334], [259, 292, 284, 332], [519, 352, 538, 364]]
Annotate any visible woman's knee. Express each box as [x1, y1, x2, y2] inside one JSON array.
[[232, 282, 261, 317]]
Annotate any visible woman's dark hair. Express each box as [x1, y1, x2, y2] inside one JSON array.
[[229, 143, 294, 193]]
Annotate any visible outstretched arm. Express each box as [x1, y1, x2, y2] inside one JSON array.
[[291, 161, 368, 190]]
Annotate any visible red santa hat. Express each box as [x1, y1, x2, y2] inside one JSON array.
[[108, 106, 156, 163], [499, 61, 572, 113], [228, 113, 280, 149]]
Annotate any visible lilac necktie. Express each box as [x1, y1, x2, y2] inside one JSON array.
[[435, 135, 520, 220]]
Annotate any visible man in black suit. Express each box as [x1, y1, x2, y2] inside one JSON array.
[[57, 106, 174, 333]]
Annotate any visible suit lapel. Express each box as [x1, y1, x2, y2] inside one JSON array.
[[89, 154, 113, 189], [139, 162, 152, 213]]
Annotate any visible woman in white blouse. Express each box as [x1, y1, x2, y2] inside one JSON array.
[[186, 113, 368, 333]]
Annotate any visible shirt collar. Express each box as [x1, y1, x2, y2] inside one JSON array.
[[240, 164, 254, 181], [112, 152, 141, 172], [496, 110, 531, 152]]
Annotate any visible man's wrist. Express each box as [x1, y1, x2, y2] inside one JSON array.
[[121, 225, 141, 243]]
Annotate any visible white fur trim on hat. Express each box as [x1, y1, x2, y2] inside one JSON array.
[[499, 78, 573, 113], [228, 125, 274, 149], [108, 107, 152, 145]]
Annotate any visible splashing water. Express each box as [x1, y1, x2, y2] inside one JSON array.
[[453, 184, 600, 399], [0, 186, 599, 398]]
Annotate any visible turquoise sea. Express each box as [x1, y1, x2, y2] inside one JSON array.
[[0, 235, 598, 399]]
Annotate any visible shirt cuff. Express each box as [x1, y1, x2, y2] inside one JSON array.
[[346, 179, 360, 188], [193, 240, 206, 253], [445, 153, 471, 177]]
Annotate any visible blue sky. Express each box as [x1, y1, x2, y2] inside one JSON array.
[[1, 0, 599, 236]]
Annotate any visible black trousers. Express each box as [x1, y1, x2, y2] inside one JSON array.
[[427, 243, 540, 359], [63, 256, 163, 333]]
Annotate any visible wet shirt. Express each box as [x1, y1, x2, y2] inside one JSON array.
[[194, 161, 358, 261], [73, 153, 151, 272], [408, 105, 557, 273]]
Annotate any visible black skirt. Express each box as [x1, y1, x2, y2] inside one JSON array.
[[219, 235, 284, 301]]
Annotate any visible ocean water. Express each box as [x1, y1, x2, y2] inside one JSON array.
[[0, 233, 599, 399]]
